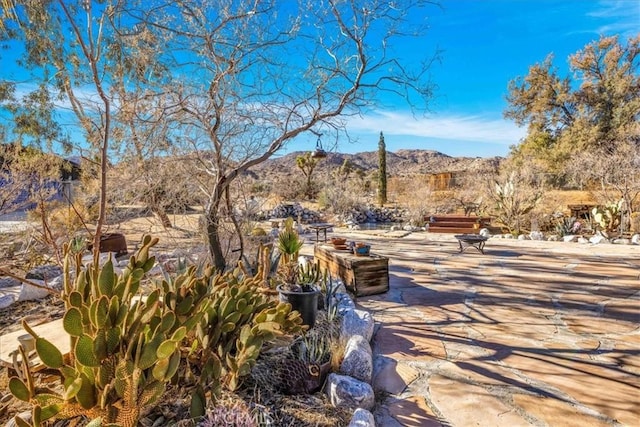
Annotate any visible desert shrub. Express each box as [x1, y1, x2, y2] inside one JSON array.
[[271, 176, 308, 201], [555, 216, 582, 237]]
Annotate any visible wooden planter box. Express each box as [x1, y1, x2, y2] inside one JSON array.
[[314, 245, 389, 297]]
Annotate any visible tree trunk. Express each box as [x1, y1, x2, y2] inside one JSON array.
[[150, 204, 173, 229], [206, 201, 226, 272]]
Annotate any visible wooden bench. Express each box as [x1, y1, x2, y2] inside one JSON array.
[[314, 245, 389, 297], [427, 215, 492, 234]]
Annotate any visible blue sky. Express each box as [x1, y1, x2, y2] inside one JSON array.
[[1, 0, 638, 159], [303, 0, 639, 158]]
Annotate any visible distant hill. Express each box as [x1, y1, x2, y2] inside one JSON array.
[[254, 149, 503, 177]]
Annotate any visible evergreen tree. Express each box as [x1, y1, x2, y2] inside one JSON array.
[[378, 131, 387, 206]]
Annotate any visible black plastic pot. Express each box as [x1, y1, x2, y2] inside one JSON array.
[[277, 285, 320, 327]]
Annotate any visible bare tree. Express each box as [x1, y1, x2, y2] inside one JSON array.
[[0, 1, 130, 259], [132, 0, 437, 270], [568, 141, 640, 230]]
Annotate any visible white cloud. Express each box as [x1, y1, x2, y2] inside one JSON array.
[[345, 111, 527, 146], [12, 82, 110, 113], [587, 0, 640, 37]]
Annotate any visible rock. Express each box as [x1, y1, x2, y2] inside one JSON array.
[[562, 235, 577, 242], [325, 373, 375, 411], [342, 309, 375, 342], [577, 237, 589, 244], [632, 234, 640, 244], [529, 231, 544, 241], [589, 235, 609, 244], [5, 412, 31, 427], [0, 294, 16, 309], [17, 279, 52, 302], [517, 234, 529, 240], [613, 238, 631, 245], [25, 265, 62, 281], [47, 275, 65, 291], [503, 234, 513, 239], [479, 228, 491, 238], [348, 408, 376, 427], [336, 292, 356, 314], [548, 235, 560, 241], [340, 335, 373, 383], [0, 277, 20, 289]]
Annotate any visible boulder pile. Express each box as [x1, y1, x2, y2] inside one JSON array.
[[265, 203, 323, 224], [338, 206, 407, 225]]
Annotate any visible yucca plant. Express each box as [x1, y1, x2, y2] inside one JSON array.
[[276, 217, 303, 266]]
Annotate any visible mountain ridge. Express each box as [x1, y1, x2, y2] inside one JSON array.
[[256, 149, 503, 177]]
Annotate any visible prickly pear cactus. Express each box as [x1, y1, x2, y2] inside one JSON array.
[[161, 256, 305, 418], [9, 235, 180, 427]]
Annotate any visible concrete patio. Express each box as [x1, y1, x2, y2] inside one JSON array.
[[331, 231, 639, 427]]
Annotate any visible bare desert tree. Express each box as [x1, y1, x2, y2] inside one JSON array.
[[0, 1, 131, 258], [568, 140, 640, 223], [132, 0, 437, 270]]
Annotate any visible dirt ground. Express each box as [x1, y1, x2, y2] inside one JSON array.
[[0, 211, 353, 426]]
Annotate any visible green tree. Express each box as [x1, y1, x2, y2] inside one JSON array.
[[296, 152, 321, 199], [378, 131, 387, 206], [504, 35, 640, 184]]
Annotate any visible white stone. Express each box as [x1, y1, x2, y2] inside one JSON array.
[[325, 373, 375, 411], [336, 292, 356, 314], [562, 235, 577, 242], [479, 228, 491, 238], [348, 408, 376, 427], [589, 235, 609, 244], [342, 309, 375, 342], [503, 234, 513, 239], [632, 234, 640, 244], [340, 335, 373, 383], [47, 275, 65, 291], [548, 235, 560, 241], [517, 234, 529, 240], [577, 237, 589, 244], [17, 279, 52, 302], [0, 294, 16, 309], [529, 231, 544, 241]]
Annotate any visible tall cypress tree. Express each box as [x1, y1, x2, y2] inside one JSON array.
[[378, 131, 387, 206]]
